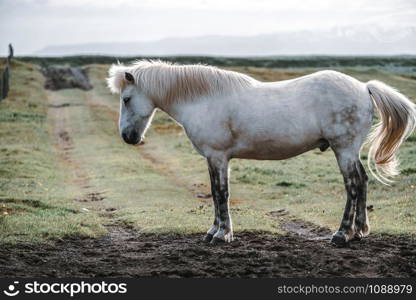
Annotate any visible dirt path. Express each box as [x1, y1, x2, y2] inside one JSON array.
[[48, 92, 88, 189], [47, 91, 107, 205], [2, 89, 414, 278]]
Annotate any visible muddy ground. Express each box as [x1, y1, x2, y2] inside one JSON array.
[[1, 224, 415, 277]]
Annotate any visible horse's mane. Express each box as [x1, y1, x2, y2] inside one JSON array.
[[107, 60, 256, 104]]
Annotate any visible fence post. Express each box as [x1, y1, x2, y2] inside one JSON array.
[[8, 44, 14, 60], [0, 43, 13, 101], [2, 66, 9, 99]]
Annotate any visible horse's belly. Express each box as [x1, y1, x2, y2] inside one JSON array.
[[231, 137, 321, 160]]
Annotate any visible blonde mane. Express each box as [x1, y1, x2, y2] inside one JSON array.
[[107, 60, 256, 104]]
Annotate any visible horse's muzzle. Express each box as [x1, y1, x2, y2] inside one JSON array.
[[121, 130, 140, 145]]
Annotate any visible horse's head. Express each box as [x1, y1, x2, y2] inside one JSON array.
[[118, 72, 155, 145]]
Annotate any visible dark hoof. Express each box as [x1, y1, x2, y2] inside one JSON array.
[[210, 236, 225, 245], [353, 232, 363, 241], [331, 231, 349, 247], [203, 233, 214, 243]]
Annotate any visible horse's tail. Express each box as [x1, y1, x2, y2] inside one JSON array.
[[365, 80, 416, 184]]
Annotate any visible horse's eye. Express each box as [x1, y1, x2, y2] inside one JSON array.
[[123, 97, 131, 104]]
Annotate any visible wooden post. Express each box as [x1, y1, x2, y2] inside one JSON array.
[[2, 66, 9, 99], [8, 44, 14, 60], [0, 43, 13, 100]]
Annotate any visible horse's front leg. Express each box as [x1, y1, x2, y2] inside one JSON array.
[[206, 156, 233, 244], [203, 162, 220, 242]]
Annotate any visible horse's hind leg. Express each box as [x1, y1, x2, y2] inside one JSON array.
[[354, 161, 370, 239], [331, 148, 367, 246]]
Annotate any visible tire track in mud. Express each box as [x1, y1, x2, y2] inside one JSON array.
[[47, 91, 107, 209]]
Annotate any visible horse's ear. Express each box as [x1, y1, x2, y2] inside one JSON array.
[[125, 72, 135, 83]]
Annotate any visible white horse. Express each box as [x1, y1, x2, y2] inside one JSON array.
[[107, 60, 416, 246]]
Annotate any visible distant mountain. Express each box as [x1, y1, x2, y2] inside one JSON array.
[[35, 26, 416, 56]]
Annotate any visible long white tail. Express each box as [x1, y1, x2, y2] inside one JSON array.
[[366, 80, 416, 184]]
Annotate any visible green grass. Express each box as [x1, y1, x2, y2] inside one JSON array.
[[1, 60, 415, 245]]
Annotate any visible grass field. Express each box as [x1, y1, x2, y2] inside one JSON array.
[[1, 58, 415, 245]]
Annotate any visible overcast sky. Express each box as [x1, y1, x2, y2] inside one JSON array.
[[0, 0, 415, 55]]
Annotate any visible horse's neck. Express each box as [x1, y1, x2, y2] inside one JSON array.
[[155, 100, 186, 127]]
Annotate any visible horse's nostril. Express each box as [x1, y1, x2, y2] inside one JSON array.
[[130, 131, 139, 143], [123, 97, 131, 104]]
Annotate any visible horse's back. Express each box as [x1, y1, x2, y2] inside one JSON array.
[[180, 70, 373, 160], [228, 70, 372, 158]]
